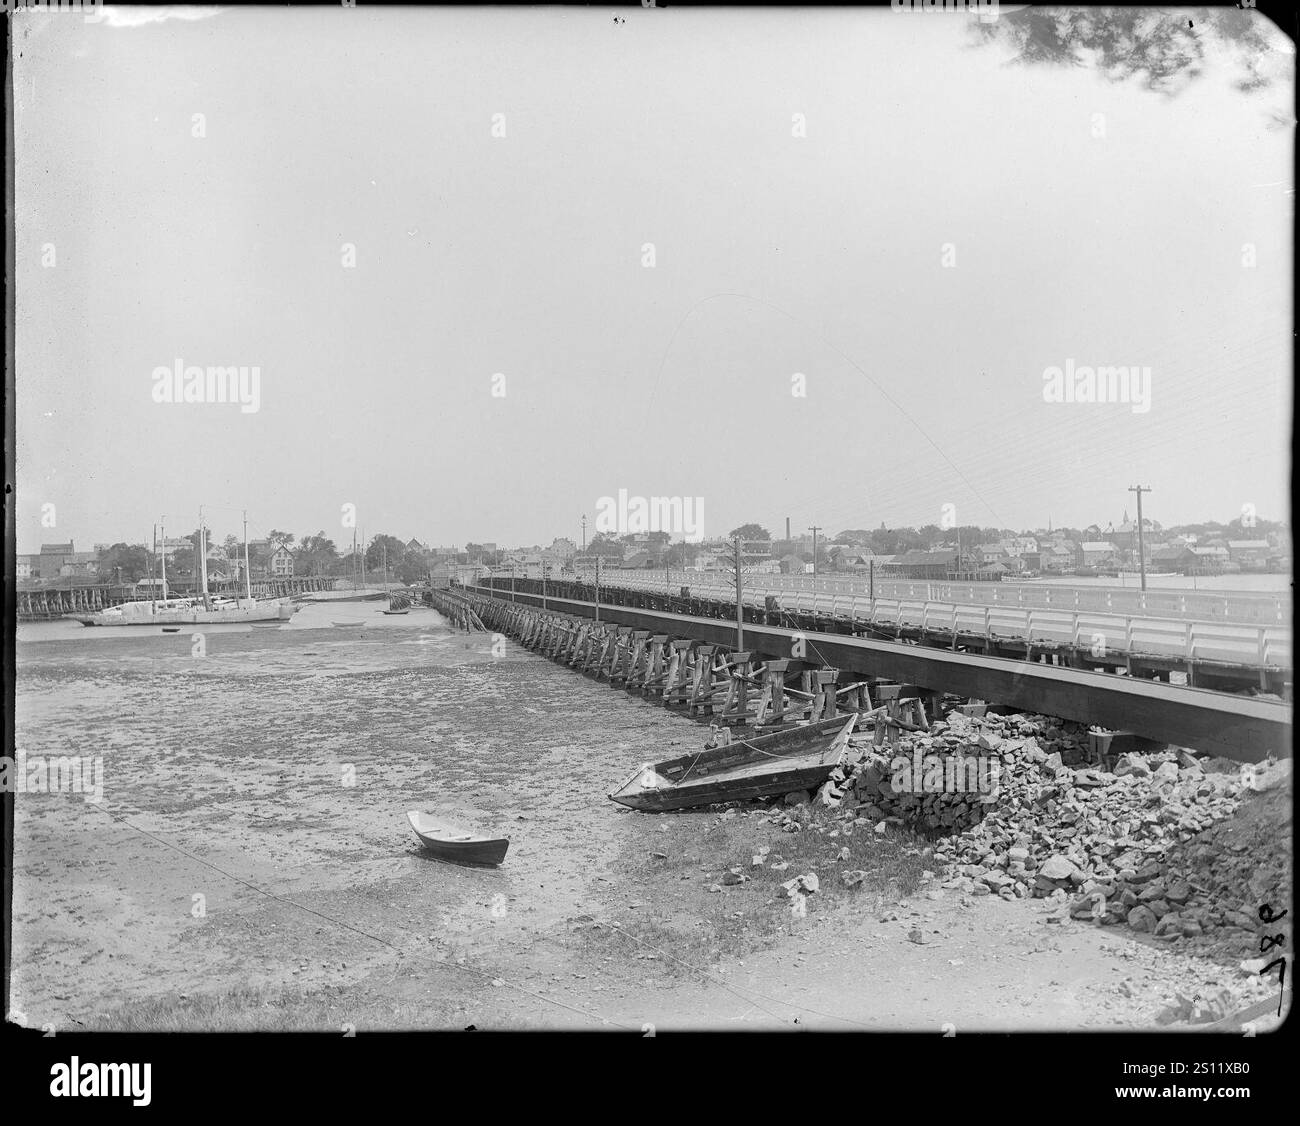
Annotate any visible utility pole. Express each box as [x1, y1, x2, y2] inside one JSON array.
[[581, 515, 587, 553], [1128, 485, 1151, 591], [808, 526, 821, 577], [541, 559, 547, 611], [594, 553, 601, 624], [733, 536, 744, 650]]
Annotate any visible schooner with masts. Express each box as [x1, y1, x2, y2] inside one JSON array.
[[69, 510, 299, 626]]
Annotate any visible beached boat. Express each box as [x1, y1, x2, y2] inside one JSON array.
[[332, 621, 364, 628], [608, 714, 857, 812], [406, 811, 509, 865]]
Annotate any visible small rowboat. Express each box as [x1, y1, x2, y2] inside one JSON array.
[[381, 609, 410, 615], [609, 714, 857, 812], [332, 621, 364, 628], [162, 627, 182, 633], [407, 811, 509, 866]]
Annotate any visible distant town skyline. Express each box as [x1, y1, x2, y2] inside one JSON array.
[[17, 503, 1290, 557]]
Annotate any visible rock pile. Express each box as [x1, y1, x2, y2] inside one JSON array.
[[830, 708, 1282, 947]]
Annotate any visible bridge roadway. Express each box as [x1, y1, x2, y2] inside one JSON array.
[[512, 571, 1292, 682], [574, 569, 1291, 624], [464, 585, 1291, 762]]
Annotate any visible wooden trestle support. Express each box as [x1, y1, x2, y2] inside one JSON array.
[[460, 591, 945, 735]]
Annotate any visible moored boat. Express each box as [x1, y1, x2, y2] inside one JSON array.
[[608, 714, 857, 812], [406, 811, 509, 865], [70, 596, 297, 627]]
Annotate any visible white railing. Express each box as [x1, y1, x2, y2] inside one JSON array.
[[561, 567, 1288, 625], [511, 570, 1290, 669]]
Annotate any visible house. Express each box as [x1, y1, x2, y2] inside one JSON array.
[[1077, 541, 1119, 568], [975, 543, 1009, 564], [1110, 520, 1158, 552], [547, 538, 576, 563], [881, 549, 958, 580], [1189, 546, 1228, 572], [620, 551, 655, 570], [269, 545, 294, 578], [687, 551, 727, 572], [1002, 537, 1038, 557], [1151, 545, 1195, 572], [1227, 540, 1271, 568], [848, 552, 893, 573]]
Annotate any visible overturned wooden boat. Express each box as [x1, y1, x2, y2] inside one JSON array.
[[406, 811, 509, 866], [609, 714, 857, 812], [332, 620, 364, 628]]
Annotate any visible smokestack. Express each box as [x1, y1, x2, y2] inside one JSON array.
[[786, 516, 790, 541]]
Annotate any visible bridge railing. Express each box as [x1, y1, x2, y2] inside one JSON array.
[[522, 572, 1290, 669], [564, 567, 1289, 624]]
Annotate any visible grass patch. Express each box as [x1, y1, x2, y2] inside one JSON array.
[[89, 983, 462, 1032]]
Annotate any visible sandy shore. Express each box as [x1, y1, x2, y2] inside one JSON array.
[[10, 612, 1278, 1031]]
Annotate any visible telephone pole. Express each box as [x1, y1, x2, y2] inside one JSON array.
[[733, 536, 745, 650], [808, 526, 822, 576], [580, 515, 587, 552], [1128, 485, 1151, 591]]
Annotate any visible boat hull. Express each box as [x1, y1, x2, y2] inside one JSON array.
[[70, 599, 297, 626], [407, 812, 508, 865], [611, 760, 843, 812], [609, 715, 856, 812]]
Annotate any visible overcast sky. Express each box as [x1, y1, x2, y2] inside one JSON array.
[[14, 5, 1294, 551]]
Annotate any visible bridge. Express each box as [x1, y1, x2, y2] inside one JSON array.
[[458, 578, 1291, 762], [542, 571, 1291, 695]]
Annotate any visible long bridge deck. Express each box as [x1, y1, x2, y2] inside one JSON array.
[[462, 581, 1291, 761]]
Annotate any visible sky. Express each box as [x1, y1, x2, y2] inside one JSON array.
[[14, 5, 1294, 552]]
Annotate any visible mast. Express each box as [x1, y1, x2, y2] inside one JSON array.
[[382, 541, 388, 591], [361, 529, 367, 588], [243, 510, 253, 602], [353, 527, 359, 589], [160, 517, 169, 601], [198, 508, 210, 609], [150, 524, 157, 612]]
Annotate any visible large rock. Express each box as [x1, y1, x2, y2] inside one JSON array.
[[1039, 855, 1078, 881], [1127, 905, 1157, 932]]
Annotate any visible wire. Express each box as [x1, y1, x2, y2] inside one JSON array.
[[86, 799, 635, 1031]]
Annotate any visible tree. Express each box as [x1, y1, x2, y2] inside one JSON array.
[[975, 7, 1288, 96], [728, 523, 771, 542], [223, 534, 240, 560], [295, 531, 339, 577], [267, 529, 296, 549], [364, 534, 408, 579], [97, 543, 150, 584]]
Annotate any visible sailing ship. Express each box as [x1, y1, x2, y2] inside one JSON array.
[[70, 512, 298, 627]]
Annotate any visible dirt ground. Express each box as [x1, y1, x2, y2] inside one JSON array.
[[8, 609, 1287, 1032]]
